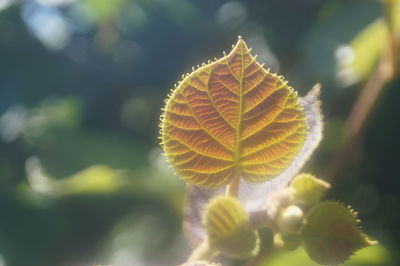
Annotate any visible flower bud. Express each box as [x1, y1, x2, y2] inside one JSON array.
[[277, 205, 304, 234]]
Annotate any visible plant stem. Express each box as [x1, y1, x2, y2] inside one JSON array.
[[248, 210, 274, 230], [185, 240, 218, 263], [383, 0, 398, 75], [325, 0, 399, 180], [226, 172, 240, 198]]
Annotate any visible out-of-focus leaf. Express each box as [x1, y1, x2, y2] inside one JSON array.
[[204, 196, 259, 258], [83, 0, 127, 21], [262, 245, 390, 266], [336, 2, 400, 86], [161, 37, 315, 188], [24, 156, 183, 204], [335, 18, 386, 86], [300, 0, 382, 82], [290, 173, 330, 205], [302, 201, 376, 265], [25, 158, 130, 196], [52, 165, 128, 195], [346, 244, 391, 265]]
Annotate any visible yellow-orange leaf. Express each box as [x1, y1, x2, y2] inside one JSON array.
[[161, 37, 308, 187]]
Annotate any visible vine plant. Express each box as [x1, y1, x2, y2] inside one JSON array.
[[160, 37, 375, 266]]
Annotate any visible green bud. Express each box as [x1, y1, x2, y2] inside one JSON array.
[[203, 196, 260, 259], [277, 205, 304, 234]]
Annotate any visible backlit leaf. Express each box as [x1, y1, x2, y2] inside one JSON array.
[[203, 196, 259, 258], [302, 201, 376, 265], [161, 37, 310, 188]]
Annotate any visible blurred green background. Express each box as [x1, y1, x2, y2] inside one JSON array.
[[0, 0, 399, 265]]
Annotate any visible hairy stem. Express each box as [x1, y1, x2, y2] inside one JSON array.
[[248, 210, 274, 230], [383, 0, 398, 75], [185, 240, 218, 263], [226, 172, 240, 198]]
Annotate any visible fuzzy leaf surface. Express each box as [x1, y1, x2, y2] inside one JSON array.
[[290, 173, 330, 205], [161, 37, 309, 187]]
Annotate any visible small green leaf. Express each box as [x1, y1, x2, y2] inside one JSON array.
[[203, 196, 259, 259], [290, 173, 330, 205], [262, 245, 390, 266], [302, 201, 376, 265]]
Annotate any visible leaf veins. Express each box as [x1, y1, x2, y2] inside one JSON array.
[[161, 37, 308, 187]]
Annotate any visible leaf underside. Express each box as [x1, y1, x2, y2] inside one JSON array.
[[161, 37, 308, 187]]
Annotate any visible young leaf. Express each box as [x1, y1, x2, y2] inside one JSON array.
[[161, 37, 310, 188], [290, 173, 330, 205], [302, 201, 376, 265], [203, 196, 259, 258]]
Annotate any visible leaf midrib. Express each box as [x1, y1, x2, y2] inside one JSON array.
[[234, 43, 245, 168]]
